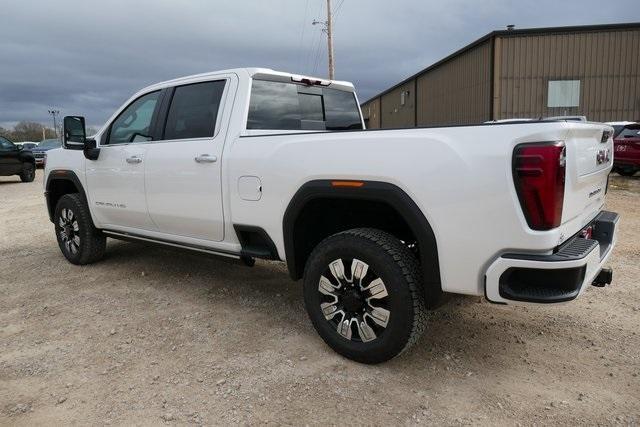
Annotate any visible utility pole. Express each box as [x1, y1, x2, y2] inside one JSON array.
[[313, 0, 335, 80], [326, 0, 334, 80], [48, 109, 60, 138]]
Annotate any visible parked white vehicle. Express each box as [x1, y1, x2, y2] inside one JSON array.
[[44, 68, 618, 363], [606, 121, 636, 137]]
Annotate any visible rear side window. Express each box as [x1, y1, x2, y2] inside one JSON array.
[[164, 80, 226, 140], [247, 79, 362, 131]]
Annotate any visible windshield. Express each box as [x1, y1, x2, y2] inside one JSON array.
[[38, 139, 62, 149], [247, 79, 363, 131]]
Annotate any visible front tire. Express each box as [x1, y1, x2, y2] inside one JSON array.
[[54, 194, 106, 265], [19, 162, 35, 182], [303, 228, 427, 364]]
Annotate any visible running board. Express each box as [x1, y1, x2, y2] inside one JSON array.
[[102, 230, 241, 260]]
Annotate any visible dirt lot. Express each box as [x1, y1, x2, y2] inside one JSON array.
[[1, 171, 638, 426]]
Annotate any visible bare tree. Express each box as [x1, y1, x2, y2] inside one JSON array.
[[3, 122, 57, 142]]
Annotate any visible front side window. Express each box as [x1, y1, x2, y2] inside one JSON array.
[[107, 91, 160, 145], [0, 137, 14, 150], [163, 80, 226, 140], [247, 79, 363, 131]]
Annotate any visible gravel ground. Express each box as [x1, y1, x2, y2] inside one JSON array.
[[1, 171, 639, 425]]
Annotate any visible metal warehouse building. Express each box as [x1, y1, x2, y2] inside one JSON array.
[[360, 22, 640, 129]]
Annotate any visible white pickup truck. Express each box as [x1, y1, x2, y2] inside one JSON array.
[[45, 68, 618, 363]]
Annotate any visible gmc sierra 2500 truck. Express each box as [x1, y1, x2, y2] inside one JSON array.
[[44, 68, 618, 363]]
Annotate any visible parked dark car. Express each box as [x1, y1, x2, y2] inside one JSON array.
[[0, 135, 36, 182], [613, 123, 640, 177], [19, 142, 38, 151], [31, 138, 62, 167]]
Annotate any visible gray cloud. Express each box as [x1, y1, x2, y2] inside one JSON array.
[[1, 0, 637, 128]]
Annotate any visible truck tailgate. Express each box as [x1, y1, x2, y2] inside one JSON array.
[[562, 123, 613, 227]]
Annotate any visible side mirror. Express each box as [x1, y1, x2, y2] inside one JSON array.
[[63, 116, 86, 149]]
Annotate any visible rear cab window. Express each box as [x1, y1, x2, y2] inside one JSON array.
[[247, 79, 363, 131]]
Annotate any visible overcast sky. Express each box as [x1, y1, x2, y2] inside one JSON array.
[[1, 0, 637, 128]]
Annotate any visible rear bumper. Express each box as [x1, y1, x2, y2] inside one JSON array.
[[485, 211, 619, 304]]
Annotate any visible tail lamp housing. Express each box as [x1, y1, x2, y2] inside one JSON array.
[[513, 142, 566, 230]]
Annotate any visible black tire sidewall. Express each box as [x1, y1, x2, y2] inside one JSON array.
[[303, 233, 416, 363], [20, 163, 35, 182], [54, 194, 92, 265], [617, 168, 637, 177]]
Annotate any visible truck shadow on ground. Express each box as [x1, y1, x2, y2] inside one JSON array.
[[0, 179, 25, 185], [98, 239, 526, 372]]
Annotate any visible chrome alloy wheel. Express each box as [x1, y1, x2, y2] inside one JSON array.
[[57, 208, 81, 255], [318, 258, 391, 342]]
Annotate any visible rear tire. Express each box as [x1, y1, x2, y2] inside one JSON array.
[[617, 168, 637, 177], [19, 162, 35, 182], [54, 193, 106, 265], [303, 228, 427, 364]]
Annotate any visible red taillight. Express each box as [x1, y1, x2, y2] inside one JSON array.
[[513, 142, 566, 230]]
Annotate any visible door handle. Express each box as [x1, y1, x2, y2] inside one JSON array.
[[194, 154, 217, 163], [126, 156, 142, 164]]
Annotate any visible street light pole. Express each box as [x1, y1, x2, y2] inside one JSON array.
[[48, 109, 60, 138]]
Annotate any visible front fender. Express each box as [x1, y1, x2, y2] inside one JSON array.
[[18, 151, 35, 164]]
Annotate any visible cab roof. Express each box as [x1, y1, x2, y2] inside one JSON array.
[[140, 68, 355, 94]]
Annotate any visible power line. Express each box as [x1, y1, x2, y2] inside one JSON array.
[[307, 0, 325, 74], [305, 27, 319, 74], [297, 0, 310, 71], [305, 0, 324, 74], [333, 0, 345, 19], [311, 27, 324, 74]]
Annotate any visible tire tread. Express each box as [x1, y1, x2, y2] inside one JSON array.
[[303, 227, 428, 362], [55, 193, 106, 265], [340, 228, 427, 356]]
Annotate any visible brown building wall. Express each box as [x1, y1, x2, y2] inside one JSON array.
[[361, 97, 381, 129], [494, 28, 640, 121], [361, 24, 640, 128], [416, 40, 492, 126], [380, 80, 415, 128]]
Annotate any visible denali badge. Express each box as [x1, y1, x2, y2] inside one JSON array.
[[596, 149, 610, 165], [96, 201, 127, 209]]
